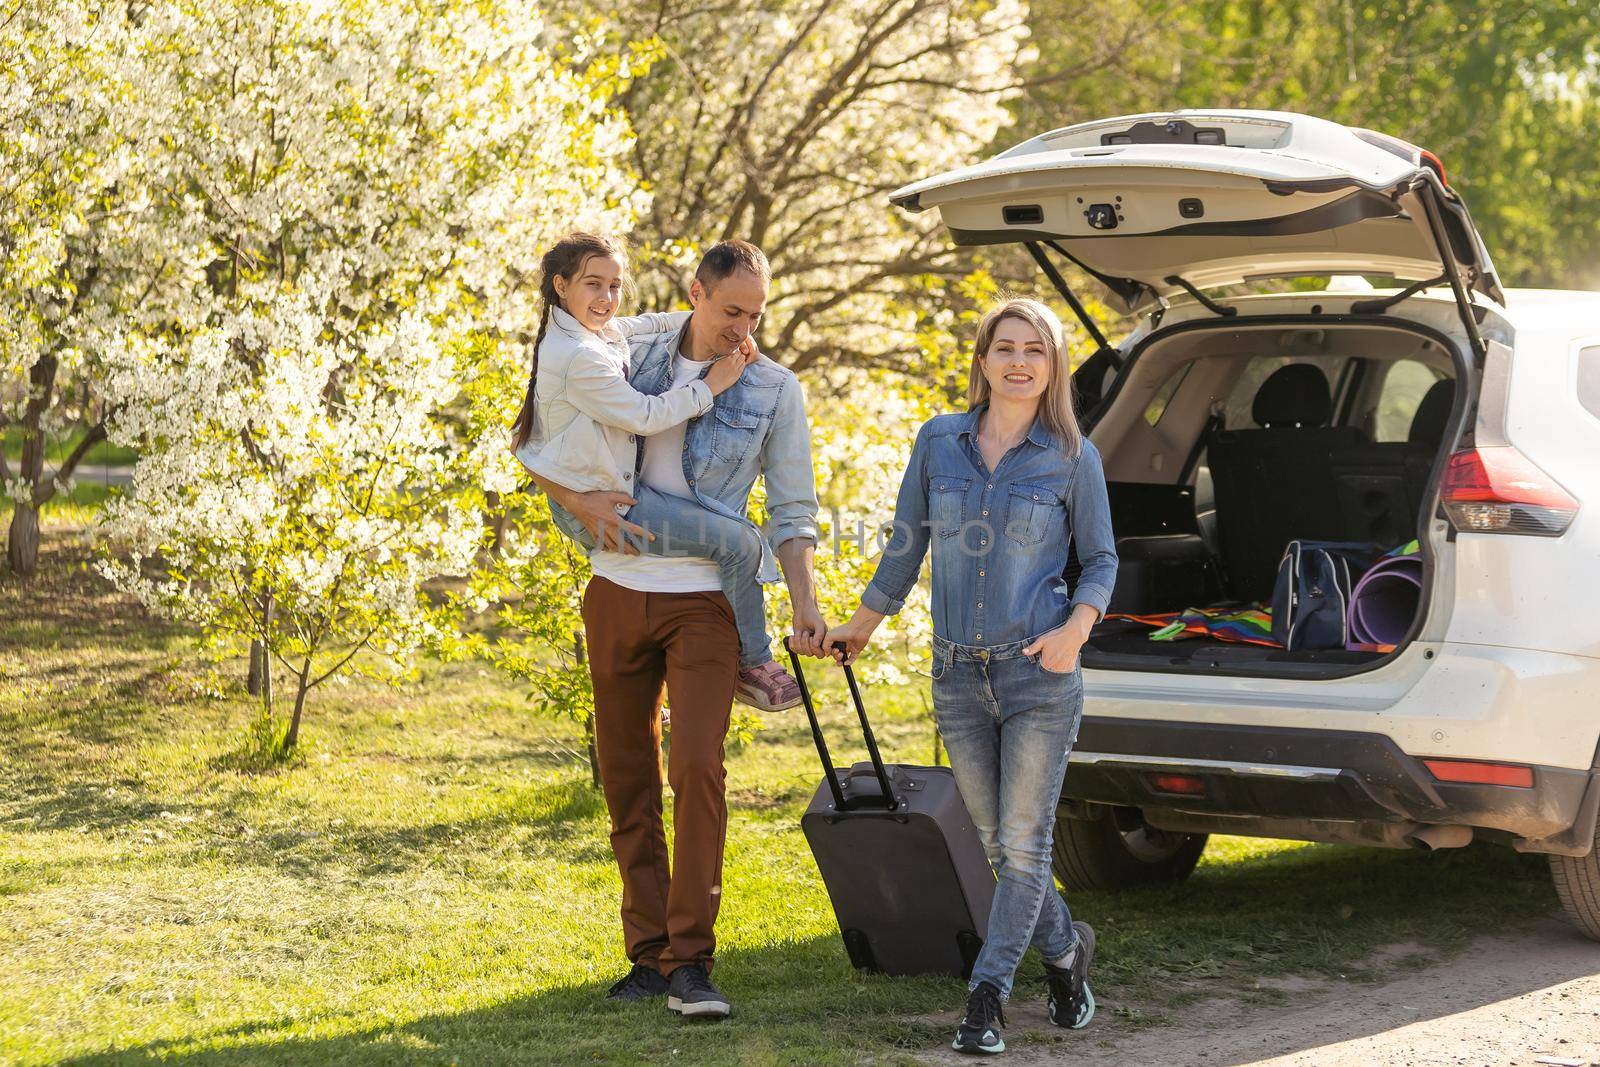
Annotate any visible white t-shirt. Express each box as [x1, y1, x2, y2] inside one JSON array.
[[589, 354, 723, 593]]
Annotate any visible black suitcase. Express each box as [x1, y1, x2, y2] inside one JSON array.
[[785, 639, 996, 978]]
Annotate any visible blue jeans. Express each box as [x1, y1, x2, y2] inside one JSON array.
[[931, 632, 1084, 999], [551, 487, 772, 669]]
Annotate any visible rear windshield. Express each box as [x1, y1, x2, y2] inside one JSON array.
[[1223, 356, 1348, 429]]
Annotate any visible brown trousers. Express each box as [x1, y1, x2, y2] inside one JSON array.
[[582, 576, 740, 976]]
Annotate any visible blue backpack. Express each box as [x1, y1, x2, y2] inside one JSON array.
[[1271, 541, 1379, 651]]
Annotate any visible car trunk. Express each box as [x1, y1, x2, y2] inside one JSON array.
[[1074, 312, 1473, 678], [890, 109, 1504, 678]]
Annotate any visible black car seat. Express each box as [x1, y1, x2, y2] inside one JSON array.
[[1402, 377, 1456, 510], [1207, 364, 1365, 600], [1327, 377, 1457, 548]]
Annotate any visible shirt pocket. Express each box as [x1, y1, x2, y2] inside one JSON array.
[[928, 475, 972, 540], [1003, 482, 1062, 546], [709, 406, 764, 462]]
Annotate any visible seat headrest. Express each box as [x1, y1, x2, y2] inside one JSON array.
[[1408, 378, 1455, 446], [1252, 364, 1331, 428]]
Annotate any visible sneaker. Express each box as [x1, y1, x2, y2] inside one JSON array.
[[734, 661, 802, 712], [605, 962, 669, 1002], [1045, 920, 1096, 1029], [665, 962, 731, 1019], [952, 980, 1006, 1054]]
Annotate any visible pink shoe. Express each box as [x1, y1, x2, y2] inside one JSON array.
[[735, 661, 802, 712]]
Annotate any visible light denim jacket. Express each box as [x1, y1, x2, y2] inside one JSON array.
[[862, 406, 1118, 647], [623, 312, 820, 582], [513, 307, 714, 494]]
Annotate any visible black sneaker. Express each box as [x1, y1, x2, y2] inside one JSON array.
[[952, 980, 1006, 1054], [605, 962, 669, 1002], [1045, 920, 1096, 1029], [665, 962, 731, 1019]]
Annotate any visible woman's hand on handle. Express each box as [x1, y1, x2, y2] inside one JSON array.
[[1021, 604, 1099, 673], [828, 605, 886, 666]]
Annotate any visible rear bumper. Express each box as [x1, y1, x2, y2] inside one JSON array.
[[1062, 718, 1600, 857]]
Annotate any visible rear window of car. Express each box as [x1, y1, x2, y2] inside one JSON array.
[[1144, 363, 1193, 426], [1372, 359, 1446, 442], [1223, 356, 1348, 429], [1579, 346, 1600, 421]]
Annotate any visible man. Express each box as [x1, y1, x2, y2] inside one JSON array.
[[528, 240, 827, 1018]]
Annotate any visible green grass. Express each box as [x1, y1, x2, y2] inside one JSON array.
[[0, 522, 1559, 1065]]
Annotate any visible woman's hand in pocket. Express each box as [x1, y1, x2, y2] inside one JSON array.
[[1023, 607, 1097, 673]]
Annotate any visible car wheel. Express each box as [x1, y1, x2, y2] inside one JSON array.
[[1051, 809, 1208, 892], [1550, 835, 1600, 942]]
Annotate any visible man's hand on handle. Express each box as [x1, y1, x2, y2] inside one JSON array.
[[775, 537, 833, 658], [788, 594, 830, 659]]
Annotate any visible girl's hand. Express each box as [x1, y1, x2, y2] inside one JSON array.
[[828, 606, 885, 665], [705, 341, 758, 395], [1022, 608, 1096, 674]]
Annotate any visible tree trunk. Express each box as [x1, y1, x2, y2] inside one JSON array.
[[281, 659, 309, 753], [576, 632, 600, 789], [248, 640, 264, 695], [248, 596, 273, 695], [6, 502, 40, 578], [8, 351, 57, 579]]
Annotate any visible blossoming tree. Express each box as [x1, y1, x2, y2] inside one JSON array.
[[0, 3, 189, 577], [93, 0, 645, 754]]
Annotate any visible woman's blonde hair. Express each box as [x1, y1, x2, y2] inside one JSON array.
[[966, 298, 1083, 456]]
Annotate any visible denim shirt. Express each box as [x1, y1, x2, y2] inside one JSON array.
[[624, 312, 820, 583], [862, 406, 1118, 647]]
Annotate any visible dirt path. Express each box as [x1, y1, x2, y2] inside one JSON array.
[[919, 919, 1600, 1066]]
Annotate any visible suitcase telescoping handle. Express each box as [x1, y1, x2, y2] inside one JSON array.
[[783, 636, 898, 811]]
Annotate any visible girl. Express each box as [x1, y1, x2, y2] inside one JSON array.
[[510, 232, 801, 712], [827, 298, 1118, 1055]]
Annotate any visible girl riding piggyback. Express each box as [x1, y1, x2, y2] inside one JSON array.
[[509, 232, 802, 712]]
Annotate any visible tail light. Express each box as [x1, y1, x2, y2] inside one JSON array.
[[1440, 447, 1578, 536], [1423, 759, 1533, 788], [1145, 772, 1206, 796]]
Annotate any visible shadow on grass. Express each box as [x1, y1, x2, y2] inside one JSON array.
[[0, 532, 182, 648], [1069, 838, 1558, 997], [61, 933, 953, 1067], [54, 840, 1568, 1067]]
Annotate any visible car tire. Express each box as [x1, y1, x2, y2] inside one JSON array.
[[1051, 809, 1208, 892], [1550, 839, 1600, 942]]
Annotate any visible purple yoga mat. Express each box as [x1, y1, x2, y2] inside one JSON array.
[[1347, 554, 1424, 648]]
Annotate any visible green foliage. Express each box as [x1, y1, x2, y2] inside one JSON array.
[[1016, 0, 1600, 290]]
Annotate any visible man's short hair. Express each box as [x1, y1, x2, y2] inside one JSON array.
[[695, 240, 770, 292]]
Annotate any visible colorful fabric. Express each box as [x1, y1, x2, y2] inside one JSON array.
[[1106, 603, 1278, 647]]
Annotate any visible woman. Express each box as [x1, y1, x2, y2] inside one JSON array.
[[829, 298, 1118, 1056]]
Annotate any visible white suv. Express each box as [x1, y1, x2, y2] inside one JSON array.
[[892, 110, 1600, 939]]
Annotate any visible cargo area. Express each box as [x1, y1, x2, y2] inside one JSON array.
[[1078, 316, 1466, 677]]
